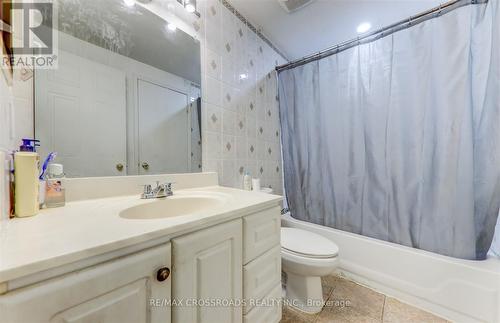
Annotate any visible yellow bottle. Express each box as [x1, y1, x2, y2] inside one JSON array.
[[14, 151, 40, 217]]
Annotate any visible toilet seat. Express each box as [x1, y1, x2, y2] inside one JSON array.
[[281, 227, 339, 259], [281, 248, 339, 273], [280, 227, 340, 314]]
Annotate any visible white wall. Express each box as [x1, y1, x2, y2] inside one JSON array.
[[1, 9, 35, 221], [0, 69, 34, 221]]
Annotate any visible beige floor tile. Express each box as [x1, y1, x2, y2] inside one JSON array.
[[283, 276, 445, 323], [281, 305, 317, 323], [323, 284, 334, 301], [382, 298, 449, 323], [322, 274, 344, 288], [322, 278, 385, 322], [316, 309, 382, 323], [280, 283, 333, 323]]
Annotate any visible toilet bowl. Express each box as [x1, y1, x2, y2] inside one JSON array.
[[281, 227, 339, 314], [256, 188, 339, 313]]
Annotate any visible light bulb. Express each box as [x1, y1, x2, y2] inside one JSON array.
[[123, 0, 135, 7], [356, 22, 372, 34], [167, 23, 177, 31], [185, 3, 196, 13]]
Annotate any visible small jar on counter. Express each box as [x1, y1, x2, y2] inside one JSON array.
[[45, 163, 65, 208]]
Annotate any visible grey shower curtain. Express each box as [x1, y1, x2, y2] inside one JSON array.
[[278, 1, 500, 260]]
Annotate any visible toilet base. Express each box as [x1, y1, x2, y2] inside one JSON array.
[[285, 272, 324, 314]]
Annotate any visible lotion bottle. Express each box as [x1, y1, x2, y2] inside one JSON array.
[[243, 172, 252, 190], [14, 139, 40, 217], [45, 163, 65, 208]]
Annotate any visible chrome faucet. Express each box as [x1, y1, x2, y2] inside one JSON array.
[[141, 181, 174, 199]]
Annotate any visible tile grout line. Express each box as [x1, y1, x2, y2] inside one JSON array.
[[381, 295, 387, 322]]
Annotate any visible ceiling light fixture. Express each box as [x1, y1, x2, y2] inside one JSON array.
[[239, 73, 248, 80], [357, 22, 372, 34], [123, 0, 135, 7], [185, 3, 196, 13], [167, 23, 177, 31]]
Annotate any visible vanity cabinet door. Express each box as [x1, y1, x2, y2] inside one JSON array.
[[0, 244, 171, 323], [172, 219, 243, 323]]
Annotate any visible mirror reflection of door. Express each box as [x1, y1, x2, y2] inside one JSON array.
[[137, 79, 190, 175], [35, 50, 127, 177]]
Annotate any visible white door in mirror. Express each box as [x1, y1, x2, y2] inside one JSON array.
[[35, 50, 127, 177], [138, 79, 190, 175]]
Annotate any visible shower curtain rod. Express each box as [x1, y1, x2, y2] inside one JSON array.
[[275, 0, 487, 72]]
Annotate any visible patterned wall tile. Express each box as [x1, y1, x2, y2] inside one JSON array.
[[203, 131, 222, 159], [235, 135, 247, 160], [246, 115, 256, 138], [222, 134, 235, 159], [205, 47, 222, 80], [222, 159, 236, 187], [204, 75, 222, 106], [222, 83, 237, 110], [199, 0, 286, 193], [235, 113, 246, 137], [247, 137, 257, 160], [222, 108, 236, 135]]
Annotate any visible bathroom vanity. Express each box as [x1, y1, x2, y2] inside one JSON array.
[[0, 173, 282, 323]]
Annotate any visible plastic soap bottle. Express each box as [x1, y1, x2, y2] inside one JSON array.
[[14, 139, 40, 217], [45, 163, 66, 208]]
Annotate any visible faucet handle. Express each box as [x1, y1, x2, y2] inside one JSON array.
[[143, 184, 152, 193], [140, 184, 153, 199], [163, 182, 175, 196]]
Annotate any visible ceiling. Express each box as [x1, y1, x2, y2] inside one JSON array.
[[229, 0, 442, 60]]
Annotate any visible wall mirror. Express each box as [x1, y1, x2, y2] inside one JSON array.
[[34, 0, 202, 177]]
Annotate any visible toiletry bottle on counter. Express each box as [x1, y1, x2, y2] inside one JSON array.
[[38, 152, 57, 209], [14, 139, 40, 217], [45, 163, 65, 208], [252, 178, 261, 191], [243, 172, 252, 190]]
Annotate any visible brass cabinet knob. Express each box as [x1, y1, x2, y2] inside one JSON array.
[[156, 267, 170, 282], [141, 162, 149, 170], [116, 163, 124, 172]]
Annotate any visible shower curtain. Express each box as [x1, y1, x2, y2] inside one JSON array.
[[278, 0, 500, 260]]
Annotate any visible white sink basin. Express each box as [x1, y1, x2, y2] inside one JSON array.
[[119, 194, 228, 220]]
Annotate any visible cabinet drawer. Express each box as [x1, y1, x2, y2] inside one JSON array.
[[243, 284, 282, 323], [243, 245, 281, 314], [243, 206, 281, 264]]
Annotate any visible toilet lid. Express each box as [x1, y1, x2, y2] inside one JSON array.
[[281, 227, 339, 258]]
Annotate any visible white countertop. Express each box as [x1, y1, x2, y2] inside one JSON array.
[[0, 186, 282, 283]]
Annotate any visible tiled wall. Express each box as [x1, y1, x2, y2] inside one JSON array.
[[197, 0, 287, 194]]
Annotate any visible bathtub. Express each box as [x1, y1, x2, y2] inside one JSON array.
[[282, 213, 500, 323]]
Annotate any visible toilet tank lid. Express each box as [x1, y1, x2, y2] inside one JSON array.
[[281, 227, 339, 258]]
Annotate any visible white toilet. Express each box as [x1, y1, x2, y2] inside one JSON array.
[[281, 227, 339, 314], [257, 188, 339, 313]]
